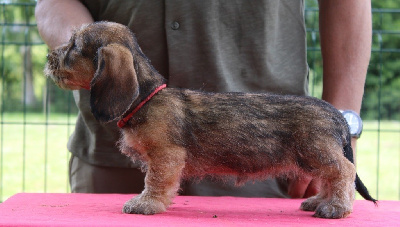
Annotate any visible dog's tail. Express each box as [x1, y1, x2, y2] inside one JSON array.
[[343, 136, 378, 205]]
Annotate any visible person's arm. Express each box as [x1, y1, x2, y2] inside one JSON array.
[[319, 0, 372, 161], [35, 0, 94, 50], [319, 0, 372, 115], [288, 0, 372, 198]]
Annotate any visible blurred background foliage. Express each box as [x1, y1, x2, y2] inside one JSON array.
[[305, 0, 400, 120], [1, 0, 77, 115], [0, 0, 399, 120]]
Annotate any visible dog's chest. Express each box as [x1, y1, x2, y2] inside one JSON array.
[[121, 129, 149, 157]]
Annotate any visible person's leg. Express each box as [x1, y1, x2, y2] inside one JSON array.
[[69, 155, 145, 193], [181, 176, 289, 198]]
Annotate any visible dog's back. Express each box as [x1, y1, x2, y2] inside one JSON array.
[[146, 89, 347, 178]]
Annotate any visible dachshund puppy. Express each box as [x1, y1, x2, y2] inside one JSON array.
[[45, 22, 376, 219]]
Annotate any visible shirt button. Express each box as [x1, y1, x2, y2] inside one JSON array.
[[171, 21, 180, 30]]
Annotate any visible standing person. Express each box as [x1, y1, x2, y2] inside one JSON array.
[[35, 0, 372, 198]]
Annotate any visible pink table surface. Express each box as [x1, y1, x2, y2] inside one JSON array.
[[0, 193, 398, 227]]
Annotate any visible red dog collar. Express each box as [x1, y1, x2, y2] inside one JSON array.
[[117, 84, 167, 128]]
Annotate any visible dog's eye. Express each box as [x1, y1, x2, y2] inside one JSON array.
[[68, 41, 83, 55], [70, 42, 77, 50]]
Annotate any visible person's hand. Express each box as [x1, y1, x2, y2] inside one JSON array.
[[35, 0, 94, 50], [287, 176, 321, 198]]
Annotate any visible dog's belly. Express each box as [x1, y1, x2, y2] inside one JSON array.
[[182, 135, 296, 179]]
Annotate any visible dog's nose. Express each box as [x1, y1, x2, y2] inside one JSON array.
[[46, 51, 60, 69], [47, 51, 55, 60], [47, 52, 54, 64]]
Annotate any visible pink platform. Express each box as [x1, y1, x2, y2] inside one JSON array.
[[0, 193, 399, 226]]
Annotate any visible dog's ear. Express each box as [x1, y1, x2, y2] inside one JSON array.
[[90, 44, 139, 122]]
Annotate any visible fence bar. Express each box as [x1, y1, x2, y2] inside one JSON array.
[[0, 1, 6, 202]]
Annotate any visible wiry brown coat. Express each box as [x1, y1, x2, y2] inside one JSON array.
[[45, 22, 376, 219]]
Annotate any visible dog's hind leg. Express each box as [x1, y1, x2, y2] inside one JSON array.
[[122, 147, 186, 215], [310, 157, 356, 219]]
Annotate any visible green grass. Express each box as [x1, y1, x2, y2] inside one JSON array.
[[0, 112, 77, 202], [357, 121, 400, 200], [0, 113, 399, 202]]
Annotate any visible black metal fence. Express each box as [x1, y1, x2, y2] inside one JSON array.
[[0, 2, 399, 202], [1, 2, 77, 202], [305, 6, 400, 201]]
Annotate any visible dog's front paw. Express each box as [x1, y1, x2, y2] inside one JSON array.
[[300, 196, 323, 211], [122, 195, 167, 215], [313, 202, 352, 219]]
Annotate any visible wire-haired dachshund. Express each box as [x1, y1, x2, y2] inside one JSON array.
[[45, 21, 376, 219]]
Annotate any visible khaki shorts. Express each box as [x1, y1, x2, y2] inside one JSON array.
[[69, 155, 289, 198]]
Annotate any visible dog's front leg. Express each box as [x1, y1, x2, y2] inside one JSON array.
[[123, 147, 186, 215]]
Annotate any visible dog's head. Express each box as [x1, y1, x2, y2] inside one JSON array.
[[45, 21, 164, 122]]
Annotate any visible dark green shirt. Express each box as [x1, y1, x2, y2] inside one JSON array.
[[69, 0, 308, 167]]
